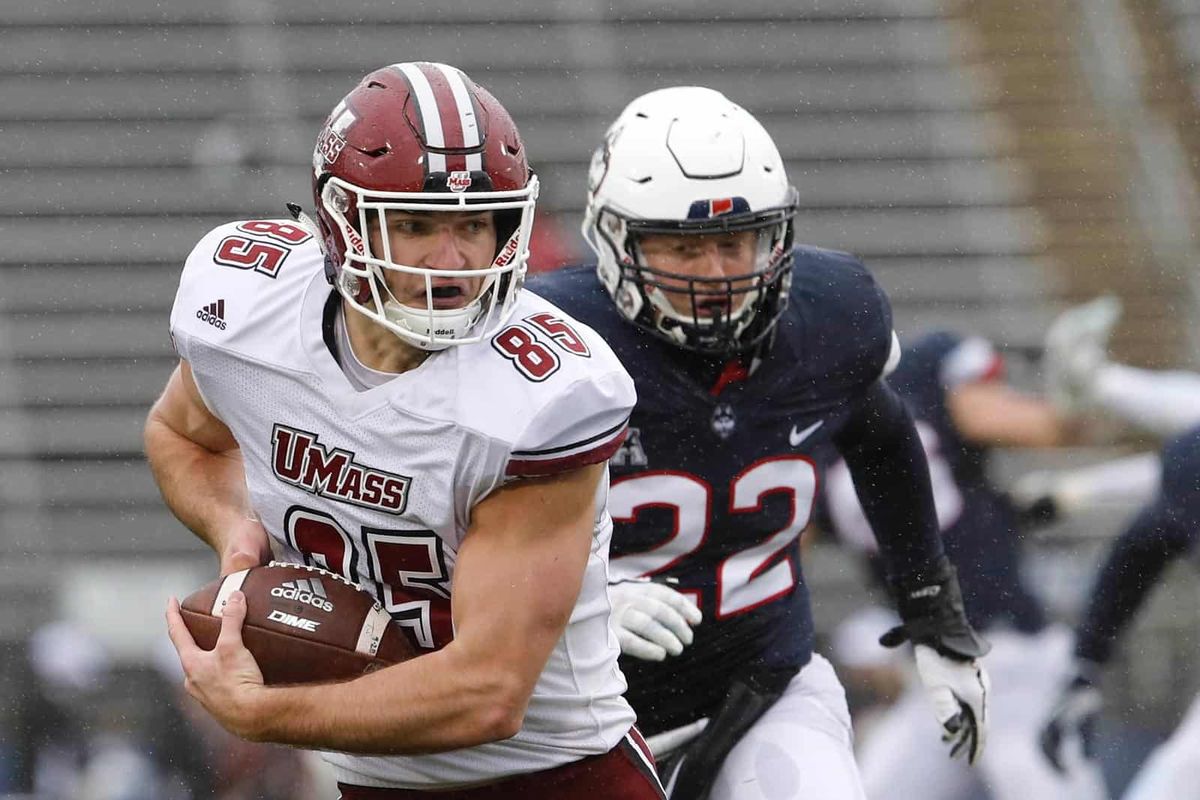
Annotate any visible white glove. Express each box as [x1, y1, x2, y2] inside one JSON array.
[[914, 643, 991, 765], [609, 579, 702, 661], [1043, 295, 1122, 414]]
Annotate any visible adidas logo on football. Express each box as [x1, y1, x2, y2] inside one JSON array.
[[271, 577, 335, 612], [196, 299, 227, 330]]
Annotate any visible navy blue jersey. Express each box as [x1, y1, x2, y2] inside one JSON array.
[[1075, 425, 1200, 664], [530, 246, 894, 734], [826, 331, 1046, 633]]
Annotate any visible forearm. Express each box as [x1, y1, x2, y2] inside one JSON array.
[[834, 381, 944, 580], [145, 414, 249, 550], [948, 382, 1080, 448], [1047, 452, 1162, 515], [248, 642, 524, 753], [1095, 364, 1200, 436], [1074, 500, 1193, 664], [244, 466, 604, 754]]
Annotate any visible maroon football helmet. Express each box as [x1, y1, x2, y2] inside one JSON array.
[[308, 62, 539, 350]]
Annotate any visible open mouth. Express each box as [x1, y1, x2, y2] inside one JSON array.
[[427, 283, 470, 310], [695, 299, 733, 319]]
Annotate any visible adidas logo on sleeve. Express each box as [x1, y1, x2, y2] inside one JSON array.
[[196, 299, 227, 330]]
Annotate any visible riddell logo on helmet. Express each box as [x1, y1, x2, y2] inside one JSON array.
[[494, 234, 520, 267], [341, 221, 365, 255], [448, 171, 472, 192], [271, 578, 335, 612]]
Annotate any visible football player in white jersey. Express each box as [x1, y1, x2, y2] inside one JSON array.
[[151, 62, 665, 798]]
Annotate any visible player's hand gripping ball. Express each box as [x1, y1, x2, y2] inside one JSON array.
[[180, 561, 415, 684]]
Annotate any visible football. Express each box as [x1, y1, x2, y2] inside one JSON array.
[[180, 561, 416, 685]]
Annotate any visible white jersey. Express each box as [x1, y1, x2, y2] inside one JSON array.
[[169, 219, 637, 788]]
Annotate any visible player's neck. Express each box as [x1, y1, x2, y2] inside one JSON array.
[[341, 300, 431, 375]]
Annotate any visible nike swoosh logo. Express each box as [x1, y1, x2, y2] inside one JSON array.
[[789, 420, 824, 447]]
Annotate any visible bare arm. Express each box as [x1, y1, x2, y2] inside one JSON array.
[[144, 360, 270, 573], [168, 462, 605, 753], [946, 381, 1081, 449]]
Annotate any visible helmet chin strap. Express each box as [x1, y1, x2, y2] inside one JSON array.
[[647, 284, 756, 348], [377, 270, 487, 352], [286, 202, 323, 241]]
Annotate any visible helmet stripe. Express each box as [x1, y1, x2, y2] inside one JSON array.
[[392, 62, 448, 174], [431, 62, 484, 173], [423, 63, 465, 151], [419, 63, 468, 173]]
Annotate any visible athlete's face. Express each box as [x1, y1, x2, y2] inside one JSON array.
[[636, 230, 758, 318], [368, 210, 497, 310]]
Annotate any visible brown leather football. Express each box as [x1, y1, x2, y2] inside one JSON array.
[[180, 561, 416, 685]]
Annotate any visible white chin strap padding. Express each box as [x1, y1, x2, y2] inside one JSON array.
[[382, 299, 482, 351]]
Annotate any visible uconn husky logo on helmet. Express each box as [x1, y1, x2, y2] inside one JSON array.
[[582, 88, 798, 355]]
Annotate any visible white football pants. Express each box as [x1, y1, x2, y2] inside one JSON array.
[[1121, 691, 1200, 800], [655, 653, 867, 800], [857, 625, 1109, 800]]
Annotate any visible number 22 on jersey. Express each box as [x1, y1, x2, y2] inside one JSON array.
[[608, 456, 817, 619]]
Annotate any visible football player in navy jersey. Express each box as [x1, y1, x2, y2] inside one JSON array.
[[1039, 427, 1200, 800], [824, 331, 1109, 800], [1033, 299, 1200, 800], [529, 86, 990, 800]]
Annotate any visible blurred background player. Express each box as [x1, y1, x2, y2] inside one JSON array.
[[1039, 426, 1200, 800], [823, 330, 1109, 800], [149, 62, 664, 797], [1036, 298, 1200, 800], [827, 605, 909, 747], [532, 86, 990, 800], [1043, 297, 1200, 438]]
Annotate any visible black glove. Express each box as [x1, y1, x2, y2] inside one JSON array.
[[1011, 490, 1060, 530], [1040, 664, 1103, 773], [880, 557, 992, 764], [659, 666, 794, 800], [879, 557, 990, 659]]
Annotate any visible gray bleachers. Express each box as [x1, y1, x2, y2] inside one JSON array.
[[8, 158, 1024, 217], [0, 111, 1013, 170], [2, 20, 968, 74], [1, 2, 1047, 572], [6, 359, 175, 408], [0, 265, 178, 313], [1, 67, 989, 124], [6, 0, 942, 26]]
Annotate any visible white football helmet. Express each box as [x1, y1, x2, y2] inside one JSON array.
[[583, 86, 798, 354]]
